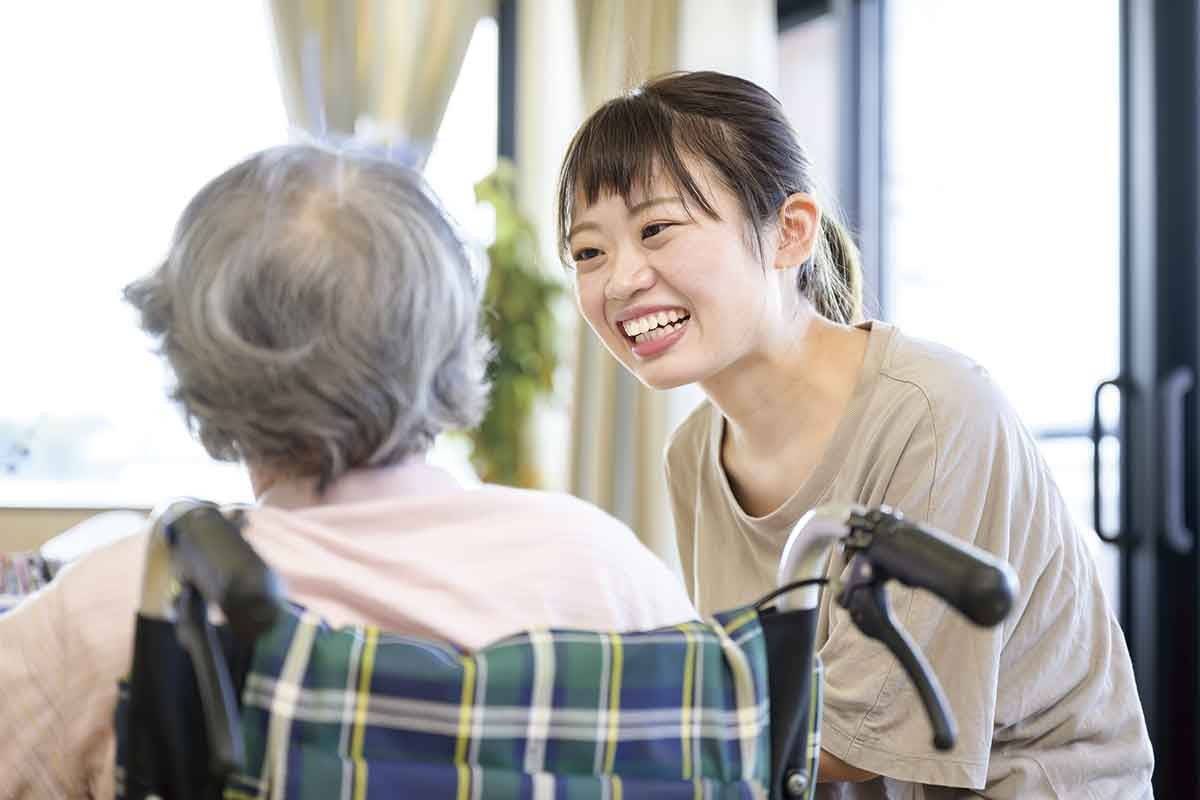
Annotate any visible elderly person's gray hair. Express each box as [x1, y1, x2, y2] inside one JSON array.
[[125, 144, 492, 489]]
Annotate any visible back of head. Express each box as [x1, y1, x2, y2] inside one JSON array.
[[126, 144, 491, 489], [556, 70, 863, 324]]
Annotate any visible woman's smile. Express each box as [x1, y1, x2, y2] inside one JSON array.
[[629, 314, 690, 358], [615, 306, 693, 359]]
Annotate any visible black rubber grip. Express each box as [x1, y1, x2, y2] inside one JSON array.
[[861, 510, 1017, 627], [166, 504, 284, 642]]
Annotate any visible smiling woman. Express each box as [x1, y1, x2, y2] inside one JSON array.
[[554, 70, 1153, 796]]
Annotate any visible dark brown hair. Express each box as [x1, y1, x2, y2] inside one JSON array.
[[556, 70, 862, 324]]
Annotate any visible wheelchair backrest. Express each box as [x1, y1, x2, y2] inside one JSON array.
[[118, 601, 822, 799]]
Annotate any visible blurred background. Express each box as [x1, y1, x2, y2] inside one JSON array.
[[0, 1, 1195, 793]]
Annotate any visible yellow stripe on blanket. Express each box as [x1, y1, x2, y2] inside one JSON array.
[[603, 632, 623, 773], [679, 624, 697, 781], [455, 654, 478, 800], [352, 626, 379, 800]]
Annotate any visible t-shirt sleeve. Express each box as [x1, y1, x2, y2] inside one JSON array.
[[0, 572, 76, 798], [663, 443, 698, 604], [0, 531, 145, 800], [817, 375, 1017, 790], [663, 403, 715, 608]]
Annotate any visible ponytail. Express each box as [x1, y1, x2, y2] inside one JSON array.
[[801, 214, 863, 325]]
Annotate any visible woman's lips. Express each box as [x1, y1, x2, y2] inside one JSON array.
[[629, 317, 689, 359]]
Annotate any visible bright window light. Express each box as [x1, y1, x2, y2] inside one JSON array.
[[0, 5, 497, 507]]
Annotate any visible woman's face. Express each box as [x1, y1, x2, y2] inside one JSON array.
[[568, 163, 779, 391]]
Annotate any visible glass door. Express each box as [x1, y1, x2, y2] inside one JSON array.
[[880, 1, 1200, 791], [882, 0, 1123, 613]]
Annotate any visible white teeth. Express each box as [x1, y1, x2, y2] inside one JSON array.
[[633, 319, 688, 344], [623, 309, 690, 341]]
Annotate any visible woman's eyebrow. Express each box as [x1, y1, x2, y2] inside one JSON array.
[[627, 196, 686, 216], [567, 221, 600, 240], [568, 196, 686, 241]]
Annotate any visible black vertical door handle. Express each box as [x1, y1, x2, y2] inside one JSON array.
[[1092, 377, 1129, 544], [1161, 367, 1194, 554]]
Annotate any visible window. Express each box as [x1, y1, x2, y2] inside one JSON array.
[[778, 11, 841, 205], [883, 0, 1121, 606], [0, 5, 496, 506]]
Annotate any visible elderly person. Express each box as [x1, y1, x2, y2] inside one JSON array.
[[0, 145, 696, 799]]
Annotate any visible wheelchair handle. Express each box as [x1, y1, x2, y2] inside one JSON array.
[[174, 584, 247, 777], [161, 501, 284, 642], [853, 508, 1017, 627], [772, 504, 1019, 765], [776, 505, 863, 612]]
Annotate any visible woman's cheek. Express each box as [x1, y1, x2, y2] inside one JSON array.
[[574, 276, 608, 336]]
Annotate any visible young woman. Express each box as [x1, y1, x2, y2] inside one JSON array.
[[557, 71, 1153, 798]]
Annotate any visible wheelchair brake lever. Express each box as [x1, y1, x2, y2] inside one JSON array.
[[175, 584, 246, 778], [837, 555, 957, 751]]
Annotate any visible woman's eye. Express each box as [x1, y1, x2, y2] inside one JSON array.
[[573, 247, 601, 263], [642, 222, 674, 240]]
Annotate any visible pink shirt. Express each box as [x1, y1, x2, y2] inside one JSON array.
[[0, 462, 696, 799]]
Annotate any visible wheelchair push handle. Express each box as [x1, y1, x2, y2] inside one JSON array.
[[162, 502, 284, 642], [148, 500, 286, 779], [853, 508, 1017, 627], [776, 505, 1018, 761]]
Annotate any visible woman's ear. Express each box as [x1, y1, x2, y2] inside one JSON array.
[[773, 193, 822, 270]]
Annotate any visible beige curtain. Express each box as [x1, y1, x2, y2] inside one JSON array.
[[267, 0, 494, 167], [566, 1, 682, 567], [560, 0, 778, 569]]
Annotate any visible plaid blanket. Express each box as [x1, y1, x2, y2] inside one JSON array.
[[225, 604, 774, 799], [118, 602, 827, 799]]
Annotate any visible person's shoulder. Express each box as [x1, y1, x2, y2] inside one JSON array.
[[877, 324, 1013, 428], [0, 523, 150, 692], [52, 525, 150, 622], [473, 485, 690, 597], [472, 484, 636, 536]]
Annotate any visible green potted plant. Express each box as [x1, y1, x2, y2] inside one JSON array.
[[468, 161, 562, 488]]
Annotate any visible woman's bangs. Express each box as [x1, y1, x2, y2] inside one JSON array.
[[557, 96, 714, 262]]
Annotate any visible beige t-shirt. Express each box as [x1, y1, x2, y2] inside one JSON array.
[[665, 321, 1153, 799]]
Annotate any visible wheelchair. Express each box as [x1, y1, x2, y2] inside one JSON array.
[[101, 500, 1016, 800]]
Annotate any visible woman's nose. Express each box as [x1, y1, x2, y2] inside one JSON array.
[[605, 255, 656, 301]]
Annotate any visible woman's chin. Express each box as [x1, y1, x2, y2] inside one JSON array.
[[607, 338, 703, 391], [633, 367, 695, 392]]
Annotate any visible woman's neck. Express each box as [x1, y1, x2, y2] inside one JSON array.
[[248, 465, 284, 500], [701, 312, 869, 462]]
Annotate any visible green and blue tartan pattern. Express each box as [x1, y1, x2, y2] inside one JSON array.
[[222, 604, 777, 800]]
